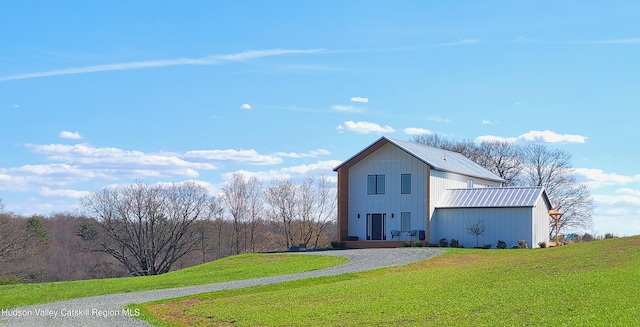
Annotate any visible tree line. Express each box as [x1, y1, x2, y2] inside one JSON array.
[[0, 174, 336, 282], [411, 133, 595, 235]]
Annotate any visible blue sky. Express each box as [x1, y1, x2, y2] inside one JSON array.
[[1, 1, 639, 236]]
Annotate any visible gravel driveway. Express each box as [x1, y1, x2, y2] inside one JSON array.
[[1, 248, 442, 327]]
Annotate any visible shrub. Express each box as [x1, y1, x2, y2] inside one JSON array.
[[439, 238, 448, 247], [518, 240, 528, 249], [0, 276, 20, 285], [330, 241, 346, 249], [604, 233, 617, 239], [412, 241, 423, 247], [496, 240, 507, 249], [450, 239, 459, 248], [404, 241, 413, 247], [482, 244, 492, 249], [538, 241, 547, 248]]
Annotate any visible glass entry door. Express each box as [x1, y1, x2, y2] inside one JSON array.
[[367, 213, 386, 240]]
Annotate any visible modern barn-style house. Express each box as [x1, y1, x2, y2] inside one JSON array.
[[333, 136, 552, 249]]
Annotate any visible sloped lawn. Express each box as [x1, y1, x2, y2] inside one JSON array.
[[0, 253, 346, 309], [137, 236, 640, 326]]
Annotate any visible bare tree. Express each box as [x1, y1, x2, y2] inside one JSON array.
[[222, 173, 258, 255], [265, 176, 336, 250], [245, 177, 263, 253], [473, 141, 525, 186], [467, 220, 486, 248], [412, 133, 594, 234], [80, 181, 213, 276], [297, 175, 337, 249], [521, 144, 594, 233], [265, 179, 298, 249], [0, 213, 48, 281]]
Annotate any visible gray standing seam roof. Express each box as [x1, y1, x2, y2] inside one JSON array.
[[333, 136, 506, 183], [436, 186, 548, 208]]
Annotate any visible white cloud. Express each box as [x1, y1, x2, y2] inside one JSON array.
[[274, 149, 331, 158], [331, 105, 363, 113], [350, 97, 369, 103], [0, 48, 324, 82], [476, 130, 587, 144], [336, 125, 345, 133], [59, 131, 82, 139], [481, 120, 493, 125], [340, 121, 395, 134], [183, 149, 282, 165], [475, 135, 516, 143], [518, 130, 586, 144], [240, 103, 252, 110], [574, 168, 636, 188], [224, 160, 342, 182], [403, 127, 433, 135], [39, 187, 91, 199]]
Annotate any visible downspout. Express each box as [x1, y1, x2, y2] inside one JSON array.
[[426, 165, 431, 244]]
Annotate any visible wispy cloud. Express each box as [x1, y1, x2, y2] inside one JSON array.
[[436, 39, 482, 47], [517, 36, 640, 45], [59, 131, 82, 139], [274, 149, 331, 158], [476, 130, 587, 144], [337, 121, 395, 134], [331, 105, 363, 113], [350, 96, 369, 103], [0, 48, 324, 82], [481, 120, 493, 125], [574, 38, 640, 45], [404, 127, 432, 135]]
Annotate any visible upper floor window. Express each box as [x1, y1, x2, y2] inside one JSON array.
[[401, 174, 411, 194], [467, 179, 474, 188], [367, 174, 385, 195]]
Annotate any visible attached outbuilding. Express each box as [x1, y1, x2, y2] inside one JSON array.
[[433, 187, 552, 248]]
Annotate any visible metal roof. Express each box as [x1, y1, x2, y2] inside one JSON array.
[[436, 186, 551, 208], [334, 136, 506, 183]]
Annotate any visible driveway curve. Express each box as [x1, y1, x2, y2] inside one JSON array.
[[1, 248, 442, 327]]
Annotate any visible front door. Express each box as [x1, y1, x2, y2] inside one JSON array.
[[367, 213, 386, 240]]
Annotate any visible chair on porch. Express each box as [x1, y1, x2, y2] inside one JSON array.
[[407, 230, 418, 241], [391, 230, 401, 240]]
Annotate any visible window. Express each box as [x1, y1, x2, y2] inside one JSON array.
[[467, 179, 474, 188], [367, 175, 385, 195], [401, 212, 411, 231], [401, 174, 411, 194]]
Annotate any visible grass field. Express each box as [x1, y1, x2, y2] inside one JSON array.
[[136, 236, 640, 326], [0, 253, 346, 309]]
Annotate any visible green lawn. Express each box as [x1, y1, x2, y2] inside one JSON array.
[[137, 236, 640, 326], [0, 253, 346, 309]]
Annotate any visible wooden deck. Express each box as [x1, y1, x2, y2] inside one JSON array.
[[344, 240, 425, 249]]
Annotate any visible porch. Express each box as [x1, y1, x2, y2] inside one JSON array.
[[344, 240, 426, 249]]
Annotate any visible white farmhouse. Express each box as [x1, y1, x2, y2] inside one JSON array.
[[333, 136, 552, 248]]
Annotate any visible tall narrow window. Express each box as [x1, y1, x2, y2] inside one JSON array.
[[401, 212, 411, 231], [467, 179, 474, 188], [367, 174, 385, 195], [401, 174, 411, 194]]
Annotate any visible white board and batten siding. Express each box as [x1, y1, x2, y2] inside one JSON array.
[[432, 187, 552, 248], [347, 142, 428, 241]]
